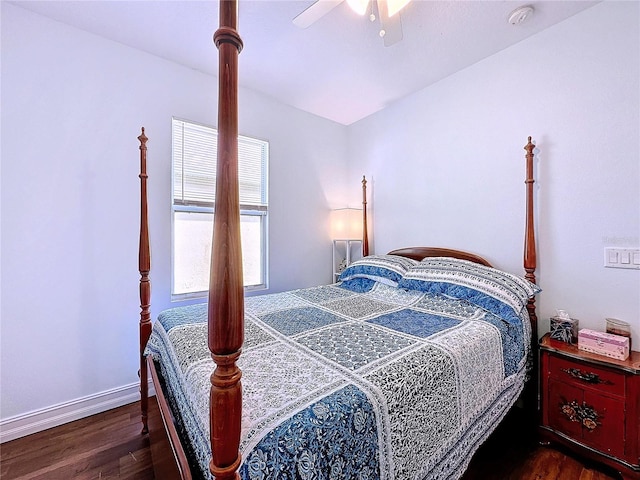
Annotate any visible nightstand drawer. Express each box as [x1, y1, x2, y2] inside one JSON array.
[[549, 355, 625, 397]]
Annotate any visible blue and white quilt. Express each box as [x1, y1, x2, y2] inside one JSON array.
[[146, 256, 536, 480]]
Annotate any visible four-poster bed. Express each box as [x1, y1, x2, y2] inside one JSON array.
[[137, 2, 541, 479]]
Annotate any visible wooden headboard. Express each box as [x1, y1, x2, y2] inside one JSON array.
[[387, 247, 493, 267]]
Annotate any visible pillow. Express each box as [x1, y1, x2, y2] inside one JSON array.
[[338, 254, 419, 287], [398, 257, 541, 324], [339, 277, 377, 293]]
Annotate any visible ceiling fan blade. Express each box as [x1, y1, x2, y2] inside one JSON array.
[[377, 0, 403, 46], [293, 0, 344, 29]]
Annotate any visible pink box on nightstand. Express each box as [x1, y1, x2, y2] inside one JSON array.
[[578, 328, 630, 361]]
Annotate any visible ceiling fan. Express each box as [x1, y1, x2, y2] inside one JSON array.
[[293, 0, 411, 47]]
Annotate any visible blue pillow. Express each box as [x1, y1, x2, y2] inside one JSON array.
[[339, 277, 377, 293], [398, 257, 540, 324], [339, 255, 419, 287]]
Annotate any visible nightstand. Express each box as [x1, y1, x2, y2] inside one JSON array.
[[539, 333, 640, 479]]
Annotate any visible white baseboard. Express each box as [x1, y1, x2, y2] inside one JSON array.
[[0, 381, 155, 444]]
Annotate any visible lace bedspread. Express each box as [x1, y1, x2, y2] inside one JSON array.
[[146, 281, 530, 480]]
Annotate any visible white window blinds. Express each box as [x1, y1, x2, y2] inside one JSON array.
[[172, 118, 268, 208]]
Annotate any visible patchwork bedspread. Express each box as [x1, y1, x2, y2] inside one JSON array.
[[146, 281, 531, 480]]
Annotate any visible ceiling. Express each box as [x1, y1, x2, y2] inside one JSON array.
[[11, 0, 599, 125]]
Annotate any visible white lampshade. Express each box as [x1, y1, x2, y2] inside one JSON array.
[[330, 208, 363, 240]]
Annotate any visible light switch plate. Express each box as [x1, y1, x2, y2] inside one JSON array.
[[604, 247, 640, 269]]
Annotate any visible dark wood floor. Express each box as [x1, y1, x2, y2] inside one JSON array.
[[461, 412, 621, 480], [0, 399, 621, 480], [1, 402, 154, 480]]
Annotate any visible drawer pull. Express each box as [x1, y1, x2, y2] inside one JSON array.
[[560, 399, 600, 431], [561, 367, 612, 385]]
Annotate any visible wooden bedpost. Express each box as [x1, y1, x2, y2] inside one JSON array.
[[523, 136, 539, 422], [524, 136, 538, 344], [524, 136, 537, 330], [362, 176, 369, 257], [209, 1, 244, 479], [138, 127, 152, 435]]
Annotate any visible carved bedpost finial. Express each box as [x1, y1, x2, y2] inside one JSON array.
[[138, 127, 148, 146], [525, 136, 534, 156]]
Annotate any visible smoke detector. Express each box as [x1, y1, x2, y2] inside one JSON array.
[[508, 5, 534, 25]]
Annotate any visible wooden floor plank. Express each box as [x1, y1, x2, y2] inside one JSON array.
[[460, 408, 620, 480], [0, 400, 621, 480], [0, 403, 154, 480]]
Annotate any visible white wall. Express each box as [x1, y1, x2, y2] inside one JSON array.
[[348, 1, 640, 344], [0, 4, 347, 422]]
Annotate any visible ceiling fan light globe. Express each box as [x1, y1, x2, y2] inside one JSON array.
[[387, 0, 410, 17], [347, 0, 370, 16]]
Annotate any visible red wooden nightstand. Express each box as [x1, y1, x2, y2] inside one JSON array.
[[539, 333, 640, 480]]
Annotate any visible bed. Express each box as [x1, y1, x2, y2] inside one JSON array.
[[136, 2, 540, 479]]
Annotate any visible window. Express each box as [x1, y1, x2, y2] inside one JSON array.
[[172, 118, 269, 298]]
